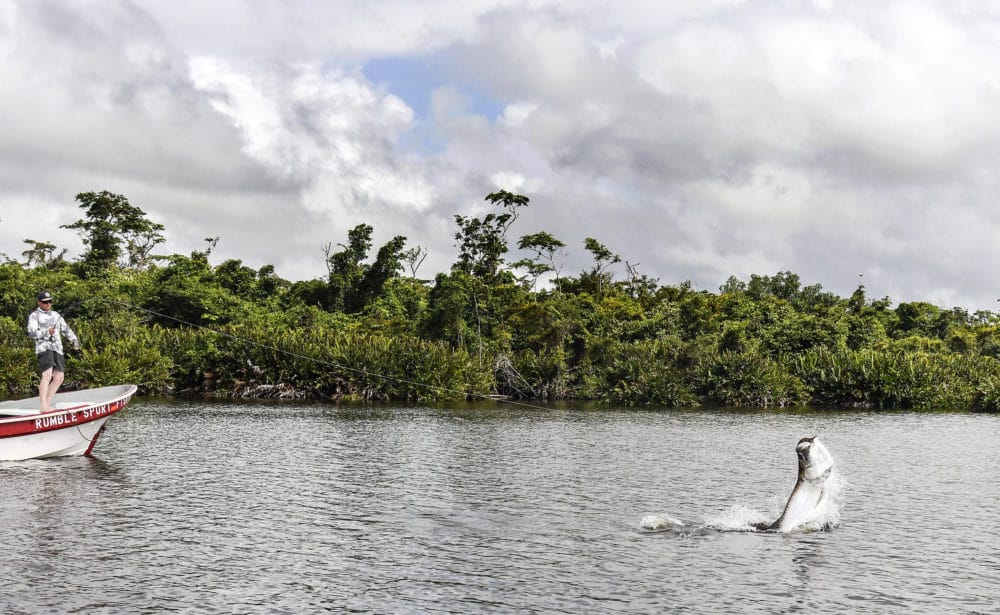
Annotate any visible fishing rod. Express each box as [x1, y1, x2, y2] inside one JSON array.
[[69, 296, 555, 411]]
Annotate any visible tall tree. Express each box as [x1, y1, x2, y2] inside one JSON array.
[[21, 239, 67, 269], [61, 191, 165, 274], [400, 245, 428, 278], [452, 190, 530, 281], [324, 224, 409, 313], [325, 224, 374, 311], [582, 237, 620, 294], [516, 231, 566, 292], [351, 235, 407, 312]]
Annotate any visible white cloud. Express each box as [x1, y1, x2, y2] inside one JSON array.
[[131, 0, 531, 63], [4, 0, 1000, 309], [498, 101, 539, 129]]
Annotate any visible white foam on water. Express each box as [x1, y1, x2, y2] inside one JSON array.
[[641, 470, 849, 534], [703, 503, 772, 532], [640, 514, 685, 531]]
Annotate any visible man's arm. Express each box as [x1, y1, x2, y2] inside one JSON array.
[[60, 319, 80, 349], [26, 311, 44, 341]]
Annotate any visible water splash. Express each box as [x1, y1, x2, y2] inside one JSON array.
[[642, 469, 848, 534], [703, 503, 772, 532], [801, 468, 848, 531], [639, 514, 685, 532]]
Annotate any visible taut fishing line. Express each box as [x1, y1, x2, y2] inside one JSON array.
[[63, 297, 555, 411]]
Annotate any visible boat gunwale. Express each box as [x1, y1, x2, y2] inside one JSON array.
[[0, 384, 138, 432]]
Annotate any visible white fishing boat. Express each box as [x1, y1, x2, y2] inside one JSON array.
[[0, 384, 137, 461]]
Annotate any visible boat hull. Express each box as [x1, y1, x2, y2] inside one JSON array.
[[0, 384, 137, 461]]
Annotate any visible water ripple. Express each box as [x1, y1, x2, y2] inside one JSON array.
[[1, 403, 996, 613]]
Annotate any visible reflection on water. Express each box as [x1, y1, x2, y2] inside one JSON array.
[[1, 401, 997, 613]]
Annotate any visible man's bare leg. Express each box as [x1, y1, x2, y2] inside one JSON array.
[[39, 367, 54, 411], [45, 369, 64, 410]]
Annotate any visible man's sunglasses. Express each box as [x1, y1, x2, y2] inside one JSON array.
[[39, 300, 52, 304]]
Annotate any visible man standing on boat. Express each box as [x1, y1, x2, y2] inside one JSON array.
[[27, 291, 80, 411]]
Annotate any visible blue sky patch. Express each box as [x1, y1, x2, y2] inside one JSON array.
[[362, 55, 505, 121]]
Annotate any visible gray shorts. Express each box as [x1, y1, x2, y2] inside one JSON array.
[[37, 350, 65, 374]]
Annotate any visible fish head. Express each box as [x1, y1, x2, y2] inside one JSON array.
[[796, 436, 834, 482]]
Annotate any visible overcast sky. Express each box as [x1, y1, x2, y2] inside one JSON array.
[[3, 0, 1000, 310]]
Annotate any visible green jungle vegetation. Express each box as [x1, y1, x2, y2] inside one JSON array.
[[2, 190, 999, 411]]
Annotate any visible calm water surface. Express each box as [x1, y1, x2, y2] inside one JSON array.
[[1, 400, 997, 614]]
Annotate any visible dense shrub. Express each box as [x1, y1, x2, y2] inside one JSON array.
[[2, 191, 998, 411], [579, 337, 699, 406], [695, 349, 809, 407]]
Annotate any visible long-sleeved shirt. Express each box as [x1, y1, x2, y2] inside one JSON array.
[[27, 307, 79, 355]]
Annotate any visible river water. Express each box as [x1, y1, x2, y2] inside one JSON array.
[[1, 400, 997, 614]]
